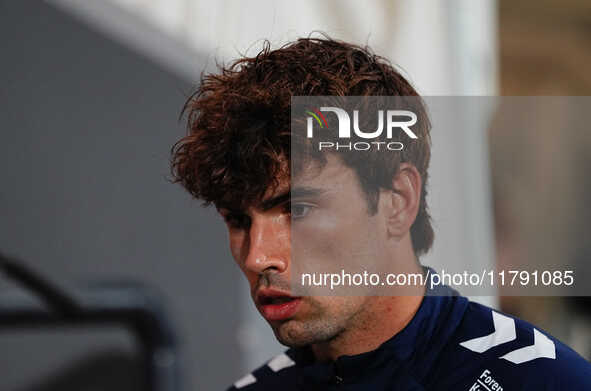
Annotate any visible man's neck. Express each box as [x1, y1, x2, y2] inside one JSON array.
[[310, 264, 426, 362]]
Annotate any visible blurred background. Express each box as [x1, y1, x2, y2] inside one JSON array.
[[0, 0, 589, 390]]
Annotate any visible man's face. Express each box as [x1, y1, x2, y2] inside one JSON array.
[[218, 154, 389, 347]]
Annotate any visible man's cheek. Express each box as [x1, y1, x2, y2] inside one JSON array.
[[229, 245, 240, 264], [227, 233, 245, 263]]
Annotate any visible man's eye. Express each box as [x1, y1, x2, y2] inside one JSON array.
[[291, 203, 313, 219]]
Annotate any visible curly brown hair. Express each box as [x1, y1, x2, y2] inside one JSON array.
[[171, 37, 434, 255]]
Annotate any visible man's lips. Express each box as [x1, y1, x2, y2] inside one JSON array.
[[256, 288, 302, 321]]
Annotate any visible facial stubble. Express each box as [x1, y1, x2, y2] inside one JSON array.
[[269, 295, 368, 348]]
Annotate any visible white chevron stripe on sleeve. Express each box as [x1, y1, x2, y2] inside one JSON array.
[[460, 311, 516, 353], [234, 373, 256, 389], [500, 328, 556, 364], [267, 353, 296, 372]]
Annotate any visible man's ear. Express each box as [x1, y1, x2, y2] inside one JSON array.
[[383, 163, 422, 239]]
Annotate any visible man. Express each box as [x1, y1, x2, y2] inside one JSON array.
[[171, 37, 591, 390]]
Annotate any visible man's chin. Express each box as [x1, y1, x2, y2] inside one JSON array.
[[270, 318, 339, 348], [271, 320, 315, 347]]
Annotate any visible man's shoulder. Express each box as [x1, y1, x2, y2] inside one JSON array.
[[227, 351, 300, 391], [430, 299, 591, 390]]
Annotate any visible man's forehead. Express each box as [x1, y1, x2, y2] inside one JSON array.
[[261, 175, 290, 199], [293, 153, 351, 187], [216, 175, 290, 212], [217, 154, 350, 212]]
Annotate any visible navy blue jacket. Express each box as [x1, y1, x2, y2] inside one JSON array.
[[228, 285, 591, 390]]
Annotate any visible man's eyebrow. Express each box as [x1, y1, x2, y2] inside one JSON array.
[[259, 187, 326, 211], [260, 191, 290, 211], [290, 186, 326, 199]]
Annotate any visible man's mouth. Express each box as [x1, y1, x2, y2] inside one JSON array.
[[256, 289, 302, 321]]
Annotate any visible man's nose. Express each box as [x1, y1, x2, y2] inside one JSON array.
[[243, 216, 288, 275]]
